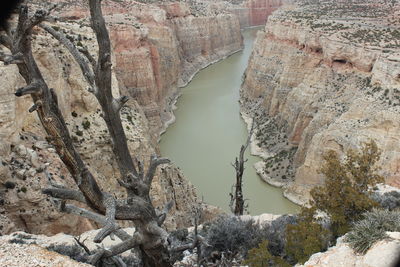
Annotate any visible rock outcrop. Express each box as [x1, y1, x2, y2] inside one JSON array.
[[241, 0, 400, 204], [298, 232, 400, 267]]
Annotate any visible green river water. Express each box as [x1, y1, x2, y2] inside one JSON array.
[[160, 28, 299, 215]]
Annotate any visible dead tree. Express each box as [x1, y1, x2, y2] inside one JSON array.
[[0, 1, 198, 266], [230, 121, 254, 216]]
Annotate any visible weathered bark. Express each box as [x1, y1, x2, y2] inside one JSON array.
[[230, 121, 254, 215]]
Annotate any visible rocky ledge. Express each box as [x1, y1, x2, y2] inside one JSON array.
[[298, 232, 400, 267], [241, 0, 400, 204]]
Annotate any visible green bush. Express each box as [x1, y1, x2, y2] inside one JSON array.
[[284, 140, 383, 264], [346, 209, 400, 254], [243, 240, 290, 267], [285, 208, 330, 264], [82, 120, 91, 130], [310, 140, 383, 236]]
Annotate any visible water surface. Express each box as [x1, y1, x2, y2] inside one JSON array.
[[160, 28, 299, 215]]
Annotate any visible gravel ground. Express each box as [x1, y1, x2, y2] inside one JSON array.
[[0, 242, 91, 267]]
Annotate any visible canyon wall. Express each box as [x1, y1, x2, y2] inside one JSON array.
[[229, 0, 283, 27], [46, 0, 244, 137], [241, 0, 400, 204]]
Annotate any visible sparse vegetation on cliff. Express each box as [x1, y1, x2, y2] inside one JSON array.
[[311, 140, 384, 236], [346, 209, 400, 254], [285, 207, 330, 264], [283, 140, 385, 264]]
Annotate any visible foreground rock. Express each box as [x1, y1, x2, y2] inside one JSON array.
[[298, 232, 400, 267], [241, 0, 400, 204]]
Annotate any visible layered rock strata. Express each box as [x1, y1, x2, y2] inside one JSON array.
[[44, 0, 243, 137], [229, 0, 283, 27], [241, 0, 400, 204], [0, 0, 275, 235]]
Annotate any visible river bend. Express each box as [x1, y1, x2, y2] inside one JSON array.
[[160, 28, 298, 215]]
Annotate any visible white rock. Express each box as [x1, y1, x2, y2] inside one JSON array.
[[15, 145, 27, 158]]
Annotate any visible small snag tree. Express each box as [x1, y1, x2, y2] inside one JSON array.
[[0, 1, 203, 266], [230, 121, 254, 215]]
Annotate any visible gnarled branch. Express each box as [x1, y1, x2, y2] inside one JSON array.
[[145, 155, 170, 185], [94, 193, 119, 243], [0, 51, 24, 65], [15, 80, 41, 96], [42, 188, 87, 203]]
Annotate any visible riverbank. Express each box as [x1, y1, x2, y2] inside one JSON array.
[[158, 47, 244, 140], [240, 111, 305, 206]]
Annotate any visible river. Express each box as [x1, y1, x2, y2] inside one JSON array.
[[160, 28, 299, 215]]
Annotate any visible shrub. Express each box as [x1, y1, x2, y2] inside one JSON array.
[[372, 190, 400, 211], [262, 215, 297, 256], [243, 240, 290, 267], [285, 208, 330, 264], [284, 141, 383, 264], [310, 140, 383, 236], [202, 215, 262, 260], [4, 181, 16, 189], [346, 209, 400, 254], [82, 120, 91, 130]]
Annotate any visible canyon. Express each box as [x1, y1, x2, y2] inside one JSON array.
[[159, 27, 298, 215], [241, 0, 400, 204], [0, 0, 281, 235], [0, 0, 400, 265]]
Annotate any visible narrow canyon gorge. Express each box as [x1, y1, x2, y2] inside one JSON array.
[[0, 0, 400, 266]]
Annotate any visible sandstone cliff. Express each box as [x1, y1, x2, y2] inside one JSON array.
[[229, 0, 283, 27], [241, 0, 400, 204], [45, 0, 244, 137]]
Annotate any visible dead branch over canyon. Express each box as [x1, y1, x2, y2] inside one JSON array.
[[0, 1, 201, 266]]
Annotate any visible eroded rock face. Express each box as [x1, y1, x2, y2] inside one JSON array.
[[41, 0, 243, 137], [229, 0, 283, 27], [241, 0, 400, 204]]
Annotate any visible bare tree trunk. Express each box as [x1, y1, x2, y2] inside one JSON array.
[[230, 121, 254, 215]]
